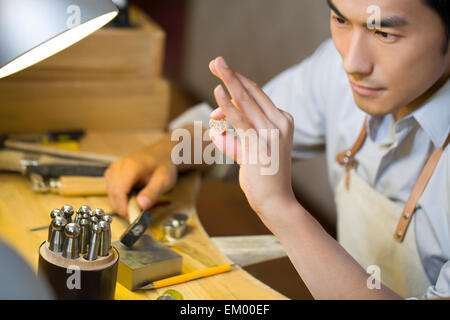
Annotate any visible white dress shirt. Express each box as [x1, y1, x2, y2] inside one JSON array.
[[169, 39, 450, 299]]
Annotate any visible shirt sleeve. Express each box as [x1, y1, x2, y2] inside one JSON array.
[[169, 102, 214, 131], [422, 261, 450, 299], [262, 39, 337, 159]]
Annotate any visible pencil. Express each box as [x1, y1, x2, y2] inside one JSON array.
[[141, 264, 238, 289]]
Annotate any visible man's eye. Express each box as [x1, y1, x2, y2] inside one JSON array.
[[333, 16, 347, 25], [374, 30, 397, 41]]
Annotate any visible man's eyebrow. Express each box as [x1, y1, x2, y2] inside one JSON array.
[[326, 0, 347, 20], [327, 0, 408, 28], [378, 16, 408, 28]]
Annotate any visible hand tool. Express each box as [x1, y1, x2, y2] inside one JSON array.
[[62, 223, 81, 259], [99, 220, 111, 257], [26, 164, 107, 179], [140, 264, 238, 290], [90, 216, 99, 225], [1, 139, 119, 164], [79, 205, 93, 223], [50, 209, 63, 219], [74, 211, 82, 224], [0, 149, 106, 177], [30, 175, 109, 197], [90, 217, 99, 237], [79, 205, 92, 215], [87, 223, 102, 261], [61, 205, 74, 223], [119, 197, 172, 248], [79, 218, 90, 255], [101, 215, 113, 255], [0, 131, 85, 147], [163, 213, 189, 242], [48, 209, 63, 239], [120, 209, 154, 248], [48, 217, 67, 253], [102, 214, 113, 225], [94, 208, 105, 220]]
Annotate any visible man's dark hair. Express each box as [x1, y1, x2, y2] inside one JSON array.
[[423, 0, 450, 54]]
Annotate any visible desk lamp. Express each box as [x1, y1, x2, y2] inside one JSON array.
[[0, 0, 118, 79]]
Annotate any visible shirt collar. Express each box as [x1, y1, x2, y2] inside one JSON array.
[[412, 78, 450, 149], [367, 78, 450, 149]]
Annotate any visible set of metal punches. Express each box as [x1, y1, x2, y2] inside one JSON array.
[[47, 205, 113, 261]]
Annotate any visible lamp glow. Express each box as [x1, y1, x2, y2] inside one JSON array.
[[0, 0, 118, 79]]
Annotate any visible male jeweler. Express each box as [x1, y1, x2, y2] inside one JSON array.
[[105, 0, 450, 299]]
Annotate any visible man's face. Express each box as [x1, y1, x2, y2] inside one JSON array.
[[329, 0, 450, 116]]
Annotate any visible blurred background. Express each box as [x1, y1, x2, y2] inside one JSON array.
[[130, 0, 334, 300], [132, 0, 331, 116]]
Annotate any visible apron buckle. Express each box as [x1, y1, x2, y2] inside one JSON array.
[[341, 152, 359, 190]]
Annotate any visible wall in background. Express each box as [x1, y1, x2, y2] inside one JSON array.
[[182, 0, 331, 103]]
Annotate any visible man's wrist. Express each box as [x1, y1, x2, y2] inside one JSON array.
[[259, 195, 308, 236]]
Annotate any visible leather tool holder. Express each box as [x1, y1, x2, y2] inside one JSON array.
[[37, 242, 119, 299]]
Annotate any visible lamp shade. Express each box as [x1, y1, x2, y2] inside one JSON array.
[[0, 0, 118, 79]]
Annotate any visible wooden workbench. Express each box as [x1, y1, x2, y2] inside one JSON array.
[[0, 130, 286, 300]]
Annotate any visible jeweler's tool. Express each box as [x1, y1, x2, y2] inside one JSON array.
[[86, 223, 102, 261], [48, 216, 67, 253], [62, 223, 80, 259]]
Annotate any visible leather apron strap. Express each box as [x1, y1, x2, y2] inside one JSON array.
[[336, 116, 450, 243], [335, 117, 368, 190]]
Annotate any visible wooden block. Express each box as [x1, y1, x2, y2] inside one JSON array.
[[0, 78, 170, 133], [3, 6, 165, 82], [113, 235, 183, 291]]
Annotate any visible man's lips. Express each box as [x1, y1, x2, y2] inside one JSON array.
[[350, 81, 386, 96]]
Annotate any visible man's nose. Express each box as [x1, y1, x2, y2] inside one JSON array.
[[343, 30, 374, 77]]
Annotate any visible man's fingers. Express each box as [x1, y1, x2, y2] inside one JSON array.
[[105, 161, 141, 217], [235, 72, 283, 120], [210, 107, 226, 120], [136, 166, 175, 210], [212, 57, 272, 129], [209, 59, 218, 76], [209, 129, 242, 165], [214, 84, 252, 133]]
